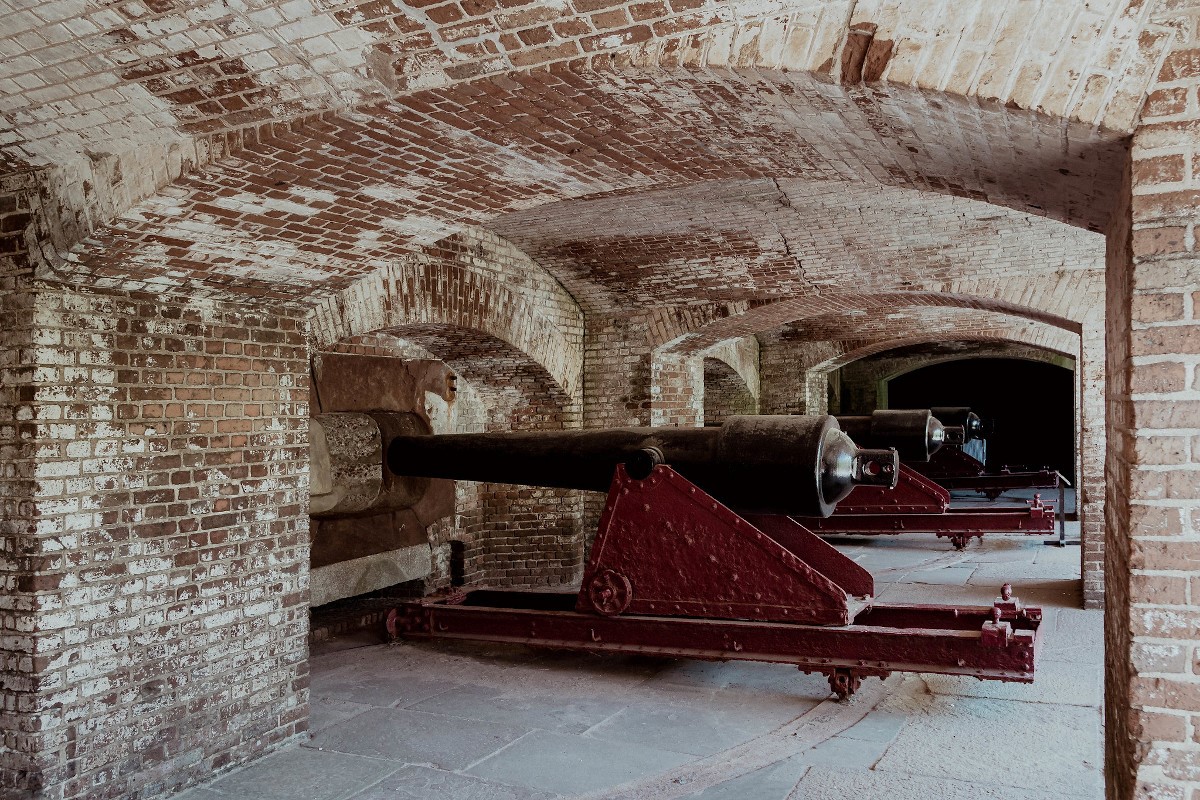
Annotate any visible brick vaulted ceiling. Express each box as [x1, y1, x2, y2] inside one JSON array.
[[3, 0, 1150, 337], [54, 66, 1114, 308]]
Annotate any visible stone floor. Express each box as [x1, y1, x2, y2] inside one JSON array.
[[179, 522, 1101, 800]]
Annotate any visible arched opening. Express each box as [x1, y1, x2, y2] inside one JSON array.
[[702, 357, 757, 426], [309, 325, 586, 621]]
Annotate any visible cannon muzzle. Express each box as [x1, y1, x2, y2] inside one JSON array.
[[931, 407, 986, 442], [835, 410, 946, 462], [387, 415, 898, 517]]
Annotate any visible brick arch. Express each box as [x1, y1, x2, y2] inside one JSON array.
[[801, 328, 1079, 415], [837, 342, 1077, 414], [47, 62, 1111, 302], [880, 349, 1076, 384], [4, 0, 1167, 175], [3, 0, 1169, 286], [377, 324, 576, 431], [660, 291, 1081, 357], [813, 329, 1078, 376], [310, 245, 584, 405]]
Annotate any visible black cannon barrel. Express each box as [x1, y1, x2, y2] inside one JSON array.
[[835, 410, 946, 462], [931, 407, 987, 442], [387, 415, 898, 518]]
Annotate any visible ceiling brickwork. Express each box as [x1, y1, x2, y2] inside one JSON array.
[[773, 306, 1073, 344], [48, 64, 1113, 313], [0, 0, 1153, 390], [493, 179, 1107, 314], [0, 0, 1168, 169]]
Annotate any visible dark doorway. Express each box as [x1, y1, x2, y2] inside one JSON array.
[[887, 358, 1076, 482]]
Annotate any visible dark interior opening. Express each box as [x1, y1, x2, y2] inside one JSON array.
[[887, 358, 1076, 482], [450, 540, 466, 588]]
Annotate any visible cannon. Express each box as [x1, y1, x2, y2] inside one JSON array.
[[803, 465, 1056, 550], [905, 410, 1071, 543], [388, 415, 899, 518], [385, 415, 1042, 699], [835, 409, 950, 462], [930, 406, 988, 443], [815, 408, 1059, 548]]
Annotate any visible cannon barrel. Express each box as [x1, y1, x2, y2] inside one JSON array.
[[387, 415, 898, 518], [931, 407, 986, 442], [835, 410, 947, 462]]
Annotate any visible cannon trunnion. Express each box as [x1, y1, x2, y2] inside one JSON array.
[[385, 415, 1043, 698]]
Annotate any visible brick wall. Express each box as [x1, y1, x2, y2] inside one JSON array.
[[1107, 6, 1200, 797], [1079, 323, 1107, 609], [5, 283, 310, 799], [1105, 150, 1137, 800]]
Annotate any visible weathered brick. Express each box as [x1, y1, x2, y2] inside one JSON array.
[[1133, 227, 1191, 258]]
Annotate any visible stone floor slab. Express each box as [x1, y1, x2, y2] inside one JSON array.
[[875, 692, 1102, 797], [795, 734, 890, 769], [344, 765, 560, 800], [310, 664, 459, 709], [172, 790, 227, 800], [310, 707, 529, 769], [585, 692, 804, 757], [206, 747, 401, 800], [909, 566, 976, 585], [680, 757, 810, 800], [922, 660, 1102, 707], [406, 682, 627, 734], [968, 560, 1084, 583], [466, 729, 696, 795], [840, 710, 908, 742], [791, 764, 1097, 800], [309, 696, 376, 734]]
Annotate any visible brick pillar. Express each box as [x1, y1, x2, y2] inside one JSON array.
[[1106, 11, 1200, 798], [650, 352, 704, 427], [584, 314, 653, 428], [6, 285, 312, 799], [1, 171, 49, 795], [757, 333, 842, 415], [0, 282, 42, 794], [1079, 322, 1106, 609]]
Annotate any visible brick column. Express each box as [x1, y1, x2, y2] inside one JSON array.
[[584, 314, 654, 428], [0, 283, 42, 794], [6, 284, 312, 799], [757, 333, 842, 415], [1106, 10, 1200, 798], [650, 352, 704, 427], [1079, 321, 1107, 608]]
